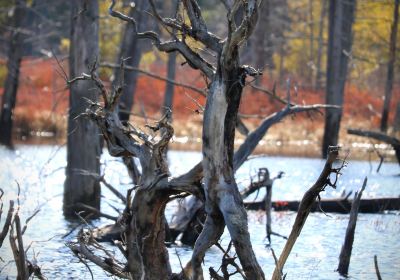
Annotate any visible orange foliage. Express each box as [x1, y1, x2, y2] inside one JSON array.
[[0, 57, 398, 135]]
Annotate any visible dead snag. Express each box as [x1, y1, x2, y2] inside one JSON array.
[[374, 255, 382, 280], [348, 128, 400, 165], [272, 146, 342, 280], [337, 177, 367, 276]]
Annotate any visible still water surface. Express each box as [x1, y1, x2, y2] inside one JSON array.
[[0, 145, 399, 279]]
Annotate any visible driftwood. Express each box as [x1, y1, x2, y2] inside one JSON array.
[[348, 128, 400, 165], [244, 197, 400, 213], [271, 146, 341, 280], [337, 177, 367, 276]]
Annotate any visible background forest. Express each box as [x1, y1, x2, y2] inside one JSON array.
[[0, 0, 399, 279], [0, 0, 399, 158]]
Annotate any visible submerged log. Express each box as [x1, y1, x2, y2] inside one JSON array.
[[245, 197, 400, 213]]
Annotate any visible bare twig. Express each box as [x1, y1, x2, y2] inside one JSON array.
[[100, 62, 207, 96], [0, 200, 14, 247], [374, 255, 382, 280]]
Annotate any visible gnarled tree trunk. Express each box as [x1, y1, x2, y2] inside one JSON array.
[[63, 0, 101, 217]]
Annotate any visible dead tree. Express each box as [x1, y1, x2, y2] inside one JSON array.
[[67, 1, 339, 279], [0, 0, 27, 147], [112, 0, 150, 122], [394, 102, 400, 132], [381, 0, 399, 132], [337, 177, 367, 276], [348, 128, 400, 165], [272, 146, 343, 280], [315, 0, 327, 90], [322, 0, 356, 158], [63, 0, 101, 217]]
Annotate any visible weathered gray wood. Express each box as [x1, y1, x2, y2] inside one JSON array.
[[322, 0, 356, 158], [337, 177, 367, 276], [63, 0, 101, 217], [381, 0, 399, 132], [0, 0, 27, 147], [272, 147, 340, 280]]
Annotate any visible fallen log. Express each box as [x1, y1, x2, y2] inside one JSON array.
[[244, 197, 400, 213], [348, 128, 400, 165]]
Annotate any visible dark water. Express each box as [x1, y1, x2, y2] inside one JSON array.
[[0, 146, 399, 279]]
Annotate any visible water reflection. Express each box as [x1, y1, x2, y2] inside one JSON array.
[[0, 146, 399, 279]]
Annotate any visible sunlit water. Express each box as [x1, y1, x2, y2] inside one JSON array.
[[0, 145, 399, 279]]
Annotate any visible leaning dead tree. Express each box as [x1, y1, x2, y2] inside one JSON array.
[[272, 146, 343, 280], [337, 177, 367, 276], [67, 1, 338, 279], [348, 128, 400, 165]]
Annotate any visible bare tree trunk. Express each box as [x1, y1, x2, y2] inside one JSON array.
[[163, 52, 177, 115], [380, 0, 399, 132], [394, 102, 400, 133], [322, 0, 356, 158], [308, 0, 314, 87], [252, 0, 273, 85], [315, 0, 327, 91], [0, 0, 27, 147], [63, 0, 101, 218], [337, 177, 367, 276], [112, 0, 149, 122]]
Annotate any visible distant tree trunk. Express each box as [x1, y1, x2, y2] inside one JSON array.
[[252, 0, 273, 85], [112, 0, 148, 123], [0, 0, 27, 147], [63, 0, 101, 217], [380, 0, 399, 132], [163, 52, 177, 115], [308, 0, 314, 87], [322, 0, 356, 158], [315, 0, 327, 90], [394, 102, 400, 133]]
